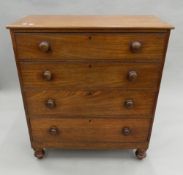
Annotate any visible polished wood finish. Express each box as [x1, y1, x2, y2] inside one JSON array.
[[45, 98, 56, 109], [6, 15, 174, 29], [122, 127, 131, 136], [7, 15, 173, 159], [42, 70, 52, 81], [34, 148, 45, 159], [124, 99, 135, 109], [130, 41, 142, 53], [15, 33, 166, 61], [20, 62, 161, 89], [31, 118, 151, 143], [128, 70, 138, 81], [32, 140, 148, 150], [38, 41, 50, 53], [25, 89, 156, 117], [135, 148, 147, 160], [48, 126, 59, 135]]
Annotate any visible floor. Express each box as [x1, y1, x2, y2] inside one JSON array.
[[0, 87, 182, 175]]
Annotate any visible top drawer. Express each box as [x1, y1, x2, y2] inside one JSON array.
[[14, 33, 166, 61]]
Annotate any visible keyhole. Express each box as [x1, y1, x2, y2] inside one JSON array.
[[89, 119, 92, 123], [88, 64, 92, 68], [88, 36, 92, 40], [87, 91, 92, 96]]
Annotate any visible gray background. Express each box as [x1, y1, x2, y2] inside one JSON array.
[[0, 0, 182, 175]]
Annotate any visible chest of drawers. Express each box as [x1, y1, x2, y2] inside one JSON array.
[[7, 15, 173, 159]]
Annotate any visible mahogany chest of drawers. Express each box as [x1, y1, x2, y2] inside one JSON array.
[[7, 15, 173, 159]]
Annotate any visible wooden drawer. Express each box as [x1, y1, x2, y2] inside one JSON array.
[[20, 62, 161, 89], [31, 118, 151, 143], [25, 89, 156, 117], [15, 33, 166, 61]]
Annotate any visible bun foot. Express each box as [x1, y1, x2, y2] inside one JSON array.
[[34, 149, 45, 159], [135, 149, 147, 160]]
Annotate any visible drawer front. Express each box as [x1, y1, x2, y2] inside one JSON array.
[[20, 62, 161, 89], [25, 89, 156, 117], [31, 118, 151, 143], [15, 33, 166, 61]]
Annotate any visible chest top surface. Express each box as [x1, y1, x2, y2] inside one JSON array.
[[7, 15, 174, 30]]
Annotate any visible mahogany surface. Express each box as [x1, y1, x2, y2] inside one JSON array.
[[7, 15, 173, 159]]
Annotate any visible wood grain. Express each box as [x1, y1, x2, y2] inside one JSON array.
[[24, 89, 156, 117], [15, 33, 166, 61], [20, 62, 161, 89], [7, 16, 173, 157], [7, 15, 174, 29], [31, 118, 151, 143], [32, 141, 148, 150]]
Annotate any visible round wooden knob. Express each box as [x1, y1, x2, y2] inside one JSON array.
[[131, 41, 142, 52], [42, 70, 52, 81], [49, 126, 59, 135], [122, 127, 131, 136], [124, 99, 134, 109], [128, 71, 137, 81], [45, 99, 56, 109], [39, 41, 50, 52]]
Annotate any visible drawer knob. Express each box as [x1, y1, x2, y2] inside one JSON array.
[[128, 70, 137, 81], [43, 70, 52, 81], [122, 127, 131, 136], [131, 41, 142, 52], [45, 99, 56, 109], [49, 126, 59, 135], [39, 41, 50, 52], [124, 99, 134, 109]]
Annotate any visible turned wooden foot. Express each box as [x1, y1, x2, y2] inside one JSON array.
[[135, 149, 147, 160], [34, 149, 45, 159]]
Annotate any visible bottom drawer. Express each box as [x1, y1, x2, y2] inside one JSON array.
[[31, 118, 151, 143]]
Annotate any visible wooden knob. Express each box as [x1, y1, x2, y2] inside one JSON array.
[[45, 99, 56, 109], [124, 99, 134, 109], [49, 126, 59, 135], [39, 41, 50, 52], [42, 70, 52, 81], [128, 71, 137, 81], [131, 41, 142, 52], [122, 127, 131, 136]]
